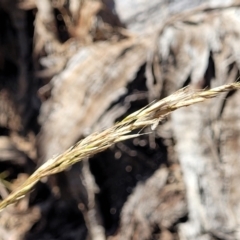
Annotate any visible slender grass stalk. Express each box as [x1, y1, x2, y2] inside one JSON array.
[[0, 83, 239, 211]]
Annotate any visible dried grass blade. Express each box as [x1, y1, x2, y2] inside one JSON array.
[[0, 82, 240, 211]]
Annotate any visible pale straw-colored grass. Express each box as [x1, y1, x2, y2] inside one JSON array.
[[0, 82, 239, 211]]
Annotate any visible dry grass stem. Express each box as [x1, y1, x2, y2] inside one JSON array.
[[0, 82, 239, 211]]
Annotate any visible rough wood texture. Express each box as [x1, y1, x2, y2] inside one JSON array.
[[116, 167, 186, 240], [38, 38, 149, 161], [157, 6, 240, 239], [1, 0, 240, 239], [114, 0, 237, 32]]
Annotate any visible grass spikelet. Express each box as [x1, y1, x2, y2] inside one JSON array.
[[0, 82, 239, 211]]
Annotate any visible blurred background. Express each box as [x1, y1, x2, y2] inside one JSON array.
[[1, 0, 240, 239]]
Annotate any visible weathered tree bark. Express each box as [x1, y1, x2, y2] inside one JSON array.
[[2, 0, 240, 240], [158, 6, 240, 239]]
